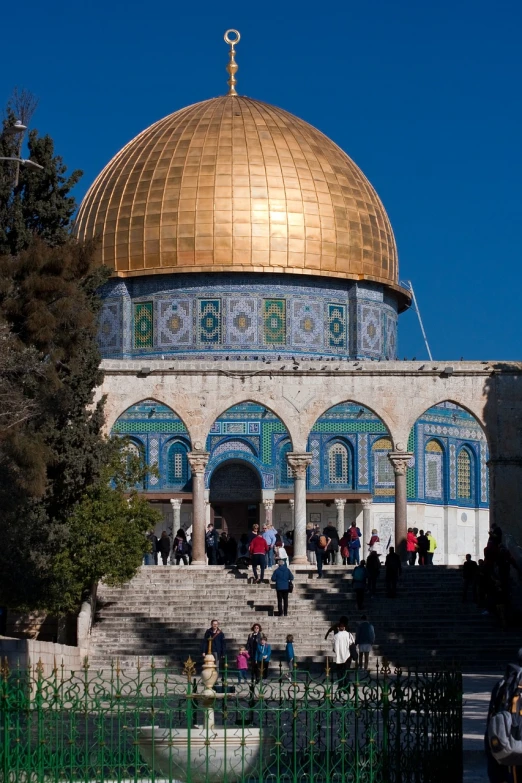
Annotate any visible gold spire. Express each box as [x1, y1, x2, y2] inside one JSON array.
[[224, 29, 240, 96]]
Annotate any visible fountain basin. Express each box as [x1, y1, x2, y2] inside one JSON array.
[[138, 725, 273, 783]]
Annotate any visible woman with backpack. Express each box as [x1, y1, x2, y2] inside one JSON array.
[[310, 527, 330, 579], [173, 528, 189, 566]]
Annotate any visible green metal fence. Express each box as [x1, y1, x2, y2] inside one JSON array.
[[0, 659, 462, 783]]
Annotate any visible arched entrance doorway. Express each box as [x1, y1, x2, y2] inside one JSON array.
[[209, 460, 262, 539]]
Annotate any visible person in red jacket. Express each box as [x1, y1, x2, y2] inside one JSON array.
[[249, 531, 269, 583], [406, 527, 418, 566]]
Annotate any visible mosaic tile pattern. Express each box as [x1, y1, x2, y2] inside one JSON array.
[[199, 299, 221, 344], [358, 433, 369, 486], [406, 428, 416, 499], [359, 303, 382, 356], [457, 448, 472, 499], [157, 298, 192, 346], [481, 448, 488, 503], [291, 300, 322, 347], [263, 299, 286, 344], [328, 442, 350, 484], [212, 439, 255, 458], [97, 275, 399, 360], [98, 300, 122, 354], [227, 298, 257, 345], [425, 452, 442, 498], [109, 397, 489, 507], [450, 443, 457, 499], [328, 304, 347, 349], [133, 302, 153, 349]]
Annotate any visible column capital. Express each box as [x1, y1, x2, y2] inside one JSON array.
[[288, 499, 295, 509], [387, 452, 414, 477], [286, 452, 312, 479], [170, 498, 182, 509], [361, 498, 373, 509], [187, 451, 210, 475], [263, 498, 274, 511], [334, 498, 346, 509]]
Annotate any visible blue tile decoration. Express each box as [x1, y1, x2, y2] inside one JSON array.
[[328, 304, 347, 349], [97, 273, 398, 360], [198, 299, 221, 344], [227, 297, 257, 345], [291, 300, 322, 348], [110, 397, 489, 507], [98, 300, 122, 354], [157, 298, 192, 347], [359, 303, 382, 356]]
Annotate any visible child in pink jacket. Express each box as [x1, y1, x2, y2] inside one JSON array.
[[236, 646, 250, 683]]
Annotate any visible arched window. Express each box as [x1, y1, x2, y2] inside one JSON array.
[[167, 441, 189, 486], [457, 448, 472, 500], [372, 437, 394, 494], [279, 441, 293, 486], [328, 442, 350, 485], [425, 440, 443, 499]]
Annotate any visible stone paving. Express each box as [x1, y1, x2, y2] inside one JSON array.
[[463, 673, 499, 783]]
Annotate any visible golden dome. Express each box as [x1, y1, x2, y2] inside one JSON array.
[[76, 96, 407, 297]]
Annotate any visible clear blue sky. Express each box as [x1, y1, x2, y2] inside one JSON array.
[[1, 0, 520, 360]]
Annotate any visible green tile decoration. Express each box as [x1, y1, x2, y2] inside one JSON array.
[[133, 302, 153, 349]]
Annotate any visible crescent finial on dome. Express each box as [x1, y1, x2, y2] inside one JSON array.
[[224, 29, 240, 96]]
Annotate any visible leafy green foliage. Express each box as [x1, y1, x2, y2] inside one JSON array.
[[45, 454, 161, 615]]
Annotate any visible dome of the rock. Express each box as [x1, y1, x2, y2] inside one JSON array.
[[76, 96, 407, 299]]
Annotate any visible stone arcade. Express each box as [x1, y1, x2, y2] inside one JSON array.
[[75, 32, 522, 564]]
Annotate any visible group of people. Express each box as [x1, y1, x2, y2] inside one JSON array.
[[329, 615, 376, 676], [146, 529, 191, 565], [201, 619, 294, 683], [461, 524, 519, 629], [305, 522, 382, 577], [201, 614, 377, 684], [406, 528, 438, 565]]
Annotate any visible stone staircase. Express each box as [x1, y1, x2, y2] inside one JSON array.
[[87, 564, 522, 672]]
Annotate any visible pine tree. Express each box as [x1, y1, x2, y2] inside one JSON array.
[[0, 90, 81, 255]]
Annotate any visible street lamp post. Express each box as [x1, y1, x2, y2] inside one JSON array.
[[2, 119, 43, 185]]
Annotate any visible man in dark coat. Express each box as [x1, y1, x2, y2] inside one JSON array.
[[158, 531, 171, 566], [201, 619, 227, 673], [385, 546, 402, 597], [205, 524, 219, 565], [462, 553, 478, 602], [416, 530, 429, 566], [271, 560, 295, 617]]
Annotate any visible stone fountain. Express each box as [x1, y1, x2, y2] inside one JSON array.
[[138, 645, 272, 782]]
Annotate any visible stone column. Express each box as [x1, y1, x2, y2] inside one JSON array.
[[361, 498, 372, 553], [170, 498, 182, 534], [287, 452, 312, 565], [263, 498, 274, 527], [334, 498, 346, 540], [187, 451, 210, 566], [388, 451, 413, 559]]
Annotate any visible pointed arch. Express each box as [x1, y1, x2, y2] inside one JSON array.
[[306, 402, 390, 494], [206, 401, 292, 492], [407, 401, 488, 506], [111, 399, 190, 492]]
